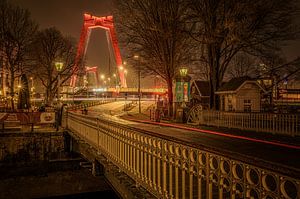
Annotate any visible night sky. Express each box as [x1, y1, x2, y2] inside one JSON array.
[[11, 0, 118, 77], [10, 0, 300, 84]]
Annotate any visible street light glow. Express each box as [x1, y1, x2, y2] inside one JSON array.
[[100, 74, 105, 79], [179, 67, 188, 77], [119, 65, 124, 70], [55, 62, 64, 71]]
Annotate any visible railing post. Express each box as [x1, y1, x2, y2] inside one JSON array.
[[206, 153, 212, 199]]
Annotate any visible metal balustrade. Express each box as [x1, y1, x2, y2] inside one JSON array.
[[65, 99, 116, 111], [66, 112, 300, 199], [188, 108, 299, 137]]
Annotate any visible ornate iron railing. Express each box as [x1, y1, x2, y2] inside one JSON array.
[[66, 112, 300, 199]]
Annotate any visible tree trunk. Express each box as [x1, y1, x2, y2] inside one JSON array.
[[45, 87, 54, 106], [167, 78, 173, 118], [10, 71, 15, 110], [208, 43, 221, 110]]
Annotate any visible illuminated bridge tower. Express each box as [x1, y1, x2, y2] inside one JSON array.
[[70, 14, 127, 88]]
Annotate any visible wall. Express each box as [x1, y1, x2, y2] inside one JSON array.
[[236, 83, 261, 111], [0, 131, 65, 164]]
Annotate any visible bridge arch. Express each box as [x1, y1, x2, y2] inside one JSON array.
[[70, 13, 127, 88]]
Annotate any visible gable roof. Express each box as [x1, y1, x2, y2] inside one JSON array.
[[217, 76, 252, 92], [216, 76, 267, 94], [192, 80, 210, 96]]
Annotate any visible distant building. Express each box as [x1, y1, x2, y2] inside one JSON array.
[[215, 77, 266, 112]]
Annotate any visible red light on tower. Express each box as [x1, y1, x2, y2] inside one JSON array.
[[70, 13, 126, 88]]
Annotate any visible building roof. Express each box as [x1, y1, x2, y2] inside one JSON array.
[[217, 76, 252, 92], [192, 80, 210, 96]]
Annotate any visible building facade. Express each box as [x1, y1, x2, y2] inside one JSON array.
[[216, 77, 266, 112]]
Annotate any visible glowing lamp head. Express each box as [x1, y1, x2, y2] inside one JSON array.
[[55, 62, 64, 71], [179, 67, 188, 77]]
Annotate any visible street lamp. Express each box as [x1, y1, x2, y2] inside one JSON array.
[[113, 73, 117, 88], [134, 54, 141, 113], [30, 77, 35, 108], [179, 67, 188, 77], [55, 62, 64, 103], [174, 66, 191, 122]]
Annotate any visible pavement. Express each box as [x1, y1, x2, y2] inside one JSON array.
[[81, 101, 300, 177]]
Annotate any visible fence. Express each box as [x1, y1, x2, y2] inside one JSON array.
[[65, 98, 116, 111], [0, 99, 114, 132], [189, 109, 299, 136], [66, 112, 300, 199], [0, 111, 56, 132]]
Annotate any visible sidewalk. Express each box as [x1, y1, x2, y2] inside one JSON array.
[[121, 112, 300, 148], [118, 112, 300, 179]]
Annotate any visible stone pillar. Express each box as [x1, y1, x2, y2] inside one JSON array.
[[92, 159, 104, 176]]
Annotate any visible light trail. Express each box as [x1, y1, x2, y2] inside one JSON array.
[[126, 118, 300, 150]]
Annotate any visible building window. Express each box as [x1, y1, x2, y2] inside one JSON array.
[[244, 99, 252, 112]]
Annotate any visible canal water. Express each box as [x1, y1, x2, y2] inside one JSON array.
[[0, 159, 119, 199]]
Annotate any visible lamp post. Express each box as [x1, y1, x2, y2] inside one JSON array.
[[55, 62, 64, 103], [30, 77, 35, 108], [134, 54, 141, 113], [113, 73, 117, 88], [107, 77, 111, 88], [174, 66, 191, 122]]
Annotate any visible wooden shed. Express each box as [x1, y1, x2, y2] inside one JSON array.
[[215, 77, 266, 112]]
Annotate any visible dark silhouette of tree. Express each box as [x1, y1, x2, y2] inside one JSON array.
[[17, 74, 30, 109], [188, 0, 299, 109], [227, 53, 256, 79], [0, 0, 37, 109], [114, 0, 194, 116], [29, 27, 76, 105]]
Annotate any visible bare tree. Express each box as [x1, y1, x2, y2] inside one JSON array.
[[0, 0, 37, 109], [188, 0, 299, 109], [226, 52, 256, 79], [29, 27, 76, 105], [114, 0, 194, 116], [257, 51, 300, 99]]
